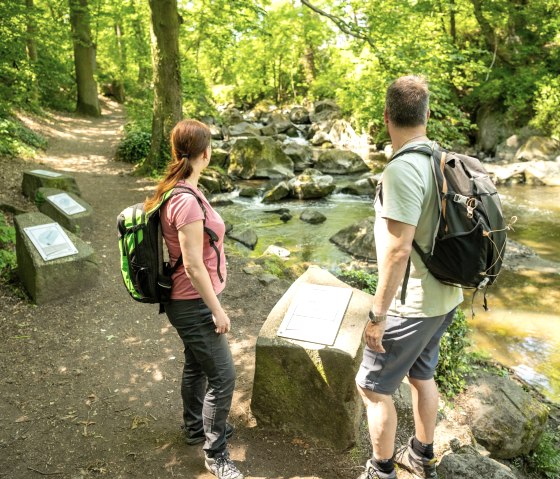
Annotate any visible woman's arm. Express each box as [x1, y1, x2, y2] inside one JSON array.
[[178, 220, 230, 334]]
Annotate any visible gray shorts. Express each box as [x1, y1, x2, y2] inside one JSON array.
[[355, 308, 456, 395]]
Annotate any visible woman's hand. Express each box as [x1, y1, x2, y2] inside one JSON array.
[[212, 309, 231, 334]]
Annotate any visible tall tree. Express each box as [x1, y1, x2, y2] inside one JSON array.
[[25, 0, 38, 62], [142, 0, 182, 173], [68, 0, 101, 116]]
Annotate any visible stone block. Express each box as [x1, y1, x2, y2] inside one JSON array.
[[35, 188, 93, 235], [251, 266, 371, 450], [22, 169, 81, 199], [15, 212, 99, 304]]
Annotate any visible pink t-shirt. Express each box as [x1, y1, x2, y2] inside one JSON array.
[[161, 182, 227, 299]]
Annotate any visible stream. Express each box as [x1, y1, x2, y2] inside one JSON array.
[[219, 182, 560, 403]]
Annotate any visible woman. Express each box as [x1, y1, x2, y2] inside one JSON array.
[[144, 119, 243, 479]]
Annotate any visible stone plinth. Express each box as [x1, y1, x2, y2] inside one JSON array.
[[22, 169, 81, 199], [35, 188, 93, 235], [15, 212, 99, 304], [251, 266, 371, 450]]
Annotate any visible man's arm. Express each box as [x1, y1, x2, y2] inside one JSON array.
[[365, 217, 416, 352]]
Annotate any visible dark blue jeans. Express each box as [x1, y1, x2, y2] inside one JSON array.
[[165, 297, 236, 456]]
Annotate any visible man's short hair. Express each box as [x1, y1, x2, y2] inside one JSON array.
[[385, 75, 430, 127]]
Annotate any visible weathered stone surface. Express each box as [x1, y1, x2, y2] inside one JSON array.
[[438, 446, 517, 479], [35, 188, 93, 235], [281, 142, 313, 172], [289, 106, 310, 124], [288, 172, 335, 199], [263, 245, 291, 258], [227, 121, 262, 137], [330, 216, 375, 260], [260, 124, 277, 136], [267, 112, 292, 134], [475, 105, 509, 153], [209, 148, 229, 169], [485, 160, 560, 186], [222, 107, 244, 125], [226, 228, 258, 250], [309, 119, 361, 149], [337, 175, 377, 196], [315, 149, 370, 175], [228, 137, 294, 179], [262, 181, 290, 203], [22, 170, 81, 199], [199, 168, 235, 194], [251, 266, 371, 450], [238, 186, 260, 198], [14, 212, 99, 304], [300, 210, 326, 225], [514, 136, 560, 162], [309, 100, 342, 123], [455, 373, 549, 459]]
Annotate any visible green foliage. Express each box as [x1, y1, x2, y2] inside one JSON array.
[[0, 116, 47, 158], [525, 430, 560, 478], [336, 269, 378, 295], [436, 308, 474, 398], [115, 126, 151, 164], [0, 212, 17, 278], [531, 75, 560, 139]]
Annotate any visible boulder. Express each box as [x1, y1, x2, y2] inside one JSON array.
[[514, 136, 560, 162], [315, 149, 370, 175], [263, 245, 291, 258], [22, 169, 81, 199], [281, 142, 313, 172], [222, 107, 244, 125], [227, 121, 262, 138], [309, 100, 342, 123], [35, 188, 93, 235], [209, 148, 229, 169], [300, 210, 326, 225], [228, 137, 294, 179], [251, 266, 372, 450], [289, 106, 310, 124], [14, 212, 99, 304], [475, 105, 509, 154], [337, 175, 378, 196], [267, 112, 292, 134], [455, 373, 549, 459], [524, 160, 560, 186], [495, 135, 523, 163], [199, 168, 235, 194], [438, 446, 517, 479], [226, 228, 258, 250], [260, 124, 277, 137], [330, 217, 375, 260], [238, 186, 260, 198], [262, 181, 290, 203], [310, 119, 361, 149], [208, 124, 223, 140], [288, 171, 335, 200]]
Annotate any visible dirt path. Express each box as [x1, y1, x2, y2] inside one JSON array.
[[0, 101, 360, 479]]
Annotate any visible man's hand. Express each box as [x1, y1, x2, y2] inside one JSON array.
[[364, 320, 387, 352]]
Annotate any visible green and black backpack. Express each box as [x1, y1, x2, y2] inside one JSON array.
[[117, 186, 223, 312]]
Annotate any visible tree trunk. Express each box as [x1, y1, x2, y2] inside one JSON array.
[[112, 21, 126, 103], [68, 0, 101, 116], [142, 0, 182, 173], [25, 0, 38, 62], [449, 0, 456, 42], [129, 0, 151, 86]]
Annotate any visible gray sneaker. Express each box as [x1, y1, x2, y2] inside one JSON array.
[[394, 437, 438, 479], [205, 450, 244, 479], [357, 460, 397, 479]]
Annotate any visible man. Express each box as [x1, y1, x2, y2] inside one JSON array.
[[356, 76, 463, 479]]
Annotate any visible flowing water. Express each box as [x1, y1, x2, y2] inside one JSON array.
[[219, 182, 560, 403]]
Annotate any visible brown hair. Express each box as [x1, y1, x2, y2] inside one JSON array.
[[385, 75, 430, 128], [144, 119, 211, 211]]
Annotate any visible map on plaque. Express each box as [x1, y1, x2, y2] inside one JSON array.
[[277, 284, 353, 346], [24, 223, 79, 261], [30, 169, 62, 178], [47, 193, 86, 215]]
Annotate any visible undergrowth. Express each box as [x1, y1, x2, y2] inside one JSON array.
[[0, 115, 47, 158]]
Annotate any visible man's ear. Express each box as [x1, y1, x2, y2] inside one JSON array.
[[383, 108, 389, 125], [427, 109, 431, 121]]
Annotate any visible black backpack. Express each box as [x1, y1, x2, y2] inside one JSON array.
[[117, 186, 223, 312], [379, 142, 508, 311]]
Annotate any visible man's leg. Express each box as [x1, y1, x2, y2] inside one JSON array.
[[409, 377, 439, 444]]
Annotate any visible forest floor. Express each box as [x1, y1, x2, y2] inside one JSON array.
[[0, 99, 377, 479]]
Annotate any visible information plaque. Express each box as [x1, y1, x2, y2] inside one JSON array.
[[47, 193, 86, 215], [277, 284, 352, 346], [30, 169, 62, 177], [24, 223, 79, 261]]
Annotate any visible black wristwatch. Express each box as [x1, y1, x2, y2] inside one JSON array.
[[369, 311, 387, 324]]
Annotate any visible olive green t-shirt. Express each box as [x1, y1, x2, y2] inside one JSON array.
[[374, 141, 463, 317]]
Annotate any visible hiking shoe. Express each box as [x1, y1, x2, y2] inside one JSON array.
[[205, 450, 244, 479], [184, 422, 235, 445], [394, 437, 438, 479], [357, 460, 397, 479]]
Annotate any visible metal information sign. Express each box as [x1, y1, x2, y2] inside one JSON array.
[[30, 169, 62, 177], [47, 193, 86, 215], [277, 284, 352, 346], [24, 223, 78, 261]]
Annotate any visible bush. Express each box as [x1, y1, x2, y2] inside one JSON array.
[[0, 212, 17, 279], [525, 430, 560, 479], [0, 116, 47, 158], [336, 269, 378, 295], [115, 127, 151, 163]]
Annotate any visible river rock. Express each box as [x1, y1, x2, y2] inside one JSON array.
[[438, 446, 517, 479], [262, 181, 290, 203], [495, 135, 522, 163], [238, 186, 260, 198], [315, 149, 370, 175], [288, 171, 335, 200], [228, 137, 294, 179], [337, 175, 377, 196], [14, 212, 99, 304], [309, 100, 342, 123], [455, 373, 548, 459], [260, 124, 277, 136], [289, 106, 310, 124], [263, 245, 291, 258], [267, 112, 292, 134], [199, 168, 235, 193], [227, 228, 258, 250], [523, 160, 560, 186], [222, 107, 244, 125], [251, 266, 372, 450], [514, 136, 560, 162], [475, 105, 509, 154], [330, 216, 375, 260], [282, 142, 313, 172], [35, 188, 93, 235], [227, 121, 262, 138], [22, 169, 81, 199], [300, 210, 326, 225], [209, 148, 229, 169]]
